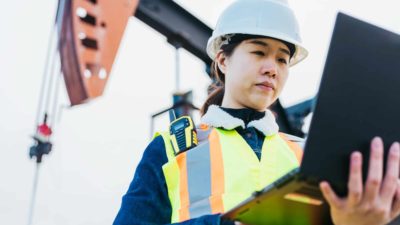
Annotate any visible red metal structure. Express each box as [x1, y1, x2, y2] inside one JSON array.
[[60, 0, 139, 105]]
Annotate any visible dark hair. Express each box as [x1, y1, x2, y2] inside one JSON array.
[[200, 42, 240, 116]]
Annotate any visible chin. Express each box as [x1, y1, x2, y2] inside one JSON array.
[[249, 98, 273, 110], [246, 102, 268, 111]]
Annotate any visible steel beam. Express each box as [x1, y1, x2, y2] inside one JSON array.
[[135, 0, 213, 66]]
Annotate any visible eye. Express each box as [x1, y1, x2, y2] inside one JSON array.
[[251, 51, 265, 56], [278, 58, 288, 65]]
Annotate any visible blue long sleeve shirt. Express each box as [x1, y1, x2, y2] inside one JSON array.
[[113, 108, 266, 225]]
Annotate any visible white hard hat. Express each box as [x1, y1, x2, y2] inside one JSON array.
[[207, 0, 308, 66]]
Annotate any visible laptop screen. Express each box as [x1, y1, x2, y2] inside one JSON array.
[[301, 12, 400, 196]]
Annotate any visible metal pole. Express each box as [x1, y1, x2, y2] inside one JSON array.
[[175, 47, 180, 91], [27, 163, 41, 225]]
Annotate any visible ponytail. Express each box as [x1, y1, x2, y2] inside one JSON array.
[[200, 86, 224, 116]]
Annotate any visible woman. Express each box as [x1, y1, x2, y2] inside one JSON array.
[[114, 0, 400, 224]]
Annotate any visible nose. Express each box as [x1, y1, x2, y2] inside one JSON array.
[[261, 58, 278, 78]]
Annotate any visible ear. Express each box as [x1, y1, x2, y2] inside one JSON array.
[[215, 50, 228, 74]]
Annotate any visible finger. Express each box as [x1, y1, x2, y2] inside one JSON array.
[[364, 137, 384, 203], [381, 142, 400, 204], [390, 181, 400, 219], [348, 151, 363, 206], [320, 181, 343, 208]]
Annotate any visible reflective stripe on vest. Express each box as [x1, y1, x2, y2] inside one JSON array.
[[159, 127, 302, 223]]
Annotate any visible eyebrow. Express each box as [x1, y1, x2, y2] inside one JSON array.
[[248, 40, 290, 56]]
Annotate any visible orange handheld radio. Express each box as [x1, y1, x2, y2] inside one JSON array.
[[168, 110, 198, 155]]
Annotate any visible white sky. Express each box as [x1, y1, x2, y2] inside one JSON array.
[[1, 0, 400, 224]]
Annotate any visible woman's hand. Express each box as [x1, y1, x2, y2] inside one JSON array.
[[320, 137, 400, 225]]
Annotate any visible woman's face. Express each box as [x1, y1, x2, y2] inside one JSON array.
[[217, 38, 290, 111]]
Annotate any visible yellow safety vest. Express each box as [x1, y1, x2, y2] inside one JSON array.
[[158, 125, 303, 223]]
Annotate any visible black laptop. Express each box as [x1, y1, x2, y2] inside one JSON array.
[[222, 12, 400, 225]]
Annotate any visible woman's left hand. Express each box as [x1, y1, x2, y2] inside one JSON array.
[[320, 137, 400, 225]]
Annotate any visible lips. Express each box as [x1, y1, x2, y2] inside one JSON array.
[[255, 81, 275, 91]]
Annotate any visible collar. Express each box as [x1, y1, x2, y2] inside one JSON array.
[[200, 105, 279, 136], [220, 107, 265, 126]]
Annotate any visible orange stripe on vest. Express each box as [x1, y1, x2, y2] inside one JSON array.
[[279, 133, 303, 164], [176, 153, 190, 221], [209, 129, 225, 213]]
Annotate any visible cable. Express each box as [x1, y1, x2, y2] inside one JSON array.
[[34, 28, 56, 130], [50, 67, 63, 129], [28, 1, 67, 225], [34, 0, 66, 129], [43, 44, 59, 122]]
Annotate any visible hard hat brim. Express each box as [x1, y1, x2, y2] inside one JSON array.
[[207, 31, 308, 67]]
